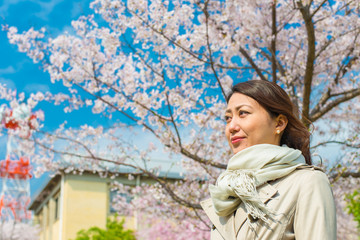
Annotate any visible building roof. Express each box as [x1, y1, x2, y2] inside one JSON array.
[[28, 174, 61, 211], [28, 168, 184, 212]]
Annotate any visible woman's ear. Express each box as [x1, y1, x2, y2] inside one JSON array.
[[275, 114, 288, 133]]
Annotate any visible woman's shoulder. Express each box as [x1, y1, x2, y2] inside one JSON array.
[[274, 165, 330, 188], [276, 165, 331, 189], [271, 165, 334, 207], [293, 165, 329, 181]]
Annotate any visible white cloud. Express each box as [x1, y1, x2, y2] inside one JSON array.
[[0, 0, 63, 20], [0, 78, 16, 89], [0, 66, 16, 75], [0, 0, 25, 17], [34, 0, 64, 21], [23, 83, 50, 93], [71, 2, 84, 18], [60, 25, 77, 36]]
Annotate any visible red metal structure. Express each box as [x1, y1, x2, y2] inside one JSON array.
[[0, 156, 32, 179], [0, 147, 33, 222], [0, 104, 35, 222]]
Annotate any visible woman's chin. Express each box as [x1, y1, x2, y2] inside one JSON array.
[[232, 145, 248, 154]]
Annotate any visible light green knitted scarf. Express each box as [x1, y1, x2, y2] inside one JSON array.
[[209, 144, 306, 226]]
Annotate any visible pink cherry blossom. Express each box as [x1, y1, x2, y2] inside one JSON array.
[[3, 0, 360, 238]]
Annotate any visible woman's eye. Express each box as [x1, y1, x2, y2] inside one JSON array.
[[239, 111, 249, 116], [224, 116, 231, 122]]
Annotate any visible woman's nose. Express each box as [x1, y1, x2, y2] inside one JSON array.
[[228, 118, 240, 133]]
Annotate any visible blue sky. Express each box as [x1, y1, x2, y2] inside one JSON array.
[[0, 0, 99, 197], [0, 0, 184, 199], [0, 0, 102, 130], [0, 0, 345, 200]]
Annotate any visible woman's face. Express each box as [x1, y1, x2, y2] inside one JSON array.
[[225, 93, 281, 154]]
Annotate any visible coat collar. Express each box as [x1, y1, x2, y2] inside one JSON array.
[[200, 198, 236, 240], [201, 182, 278, 239], [234, 182, 278, 236]]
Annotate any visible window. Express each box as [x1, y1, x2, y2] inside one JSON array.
[[54, 197, 59, 220], [37, 209, 43, 225], [109, 189, 133, 214], [53, 191, 60, 221]]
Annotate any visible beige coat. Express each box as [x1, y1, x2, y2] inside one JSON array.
[[201, 166, 337, 240]]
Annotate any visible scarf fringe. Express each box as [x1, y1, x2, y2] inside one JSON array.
[[209, 144, 306, 230], [218, 170, 275, 226]]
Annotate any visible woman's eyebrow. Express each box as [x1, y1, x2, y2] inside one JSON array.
[[225, 104, 252, 114]]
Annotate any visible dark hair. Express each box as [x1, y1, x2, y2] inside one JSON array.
[[226, 80, 311, 165]]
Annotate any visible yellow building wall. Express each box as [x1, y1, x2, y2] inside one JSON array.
[[61, 174, 108, 240], [52, 218, 60, 240], [35, 195, 60, 240], [48, 196, 55, 239], [32, 173, 162, 239], [37, 207, 45, 240], [52, 194, 60, 239], [44, 203, 49, 240]]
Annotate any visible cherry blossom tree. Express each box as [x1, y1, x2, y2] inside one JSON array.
[[3, 0, 360, 238], [0, 221, 40, 240]]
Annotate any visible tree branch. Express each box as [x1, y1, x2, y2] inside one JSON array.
[[311, 140, 360, 149], [271, 0, 278, 83], [297, 2, 316, 126], [160, 57, 183, 148], [310, 0, 329, 18], [122, 36, 164, 78], [180, 148, 227, 169], [57, 69, 161, 139], [32, 135, 202, 209], [123, 4, 208, 64], [91, 67, 172, 124], [334, 54, 359, 85], [330, 171, 360, 182], [257, 47, 286, 78], [239, 47, 267, 81], [310, 88, 360, 122], [314, 28, 359, 61], [202, 0, 227, 99]]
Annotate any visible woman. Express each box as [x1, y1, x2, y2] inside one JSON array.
[[201, 80, 336, 239]]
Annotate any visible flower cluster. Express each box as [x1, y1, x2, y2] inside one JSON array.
[[4, 0, 360, 237], [0, 101, 44, 139]]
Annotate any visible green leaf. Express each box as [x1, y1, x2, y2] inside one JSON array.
[[73, 214, 136, 240]]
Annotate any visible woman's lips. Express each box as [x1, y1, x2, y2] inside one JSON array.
[[231, 137, 245, 144]]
